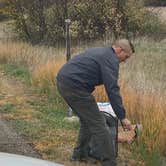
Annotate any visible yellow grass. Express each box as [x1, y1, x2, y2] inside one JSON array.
[[93, 85, 108, 102], [0, 40, 165, 156], [121, 87, 166, 154], [0, 41, 66, 67], [32, 57, 66, 88], [31, 57, 166, 154], [93, 84, 166, 154]]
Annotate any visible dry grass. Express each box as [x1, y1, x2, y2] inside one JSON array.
[[0, 41, 66, 68], [32, 57, 65, 88], [121, 87, 166, 154], [93, 84, 166, 155], [30, 43, 166, 157], [0, 38, 165, 161]]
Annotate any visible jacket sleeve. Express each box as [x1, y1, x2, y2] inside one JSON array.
[[100, 58, 126, 120]]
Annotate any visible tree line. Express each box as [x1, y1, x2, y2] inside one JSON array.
[[1, 0, 166, 45], [144, 0, 166, 6]]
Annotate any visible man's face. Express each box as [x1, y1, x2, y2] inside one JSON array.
[[117, 47, 132, 62]]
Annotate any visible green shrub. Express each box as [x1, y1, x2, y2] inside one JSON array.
[[125, 1, 166, 39], [2, 64, 31, 84], [4, 0, 166, 43], [144, 0, 166, 6]]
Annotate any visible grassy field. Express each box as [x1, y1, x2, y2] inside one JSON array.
[[0, 37, 165, 165]]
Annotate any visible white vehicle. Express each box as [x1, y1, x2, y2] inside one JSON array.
[[0, 152, 64, 166]]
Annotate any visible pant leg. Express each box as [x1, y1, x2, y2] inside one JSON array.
[[57, 81, 117, 165], [72, 119, 91, 158], [104, 113, 119, 158], [76, 118, 91, 153], [57, 82, 91, 157]]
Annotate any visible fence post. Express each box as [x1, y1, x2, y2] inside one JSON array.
[[65, 19, 73, 117], [65, 19, 71, 61]]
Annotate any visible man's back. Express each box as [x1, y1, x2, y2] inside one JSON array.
[[57, 47, 119, 93]]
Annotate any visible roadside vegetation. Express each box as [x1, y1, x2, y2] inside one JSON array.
[[0, 37, 165, 165], [2, 0, 166, 44]]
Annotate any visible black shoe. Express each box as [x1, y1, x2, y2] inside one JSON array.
[[70, 155, 86, 162], [70, 151, 86, 162], [70, 153, 98, 164], [70, 156, 98, 164], [70, 147, 88, 161], [70, 147, 99, 163], [101, 159, 117, 166]]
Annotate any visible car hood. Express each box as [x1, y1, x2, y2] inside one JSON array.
[[0, 152, 64, 166]]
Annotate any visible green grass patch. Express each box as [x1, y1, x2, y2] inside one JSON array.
[[9, 100, 79, 145], [0, 103, 15, 113], [11, 119, 44, 140], [9, 101, 79, 147], [132, 144, 164, 166], [2, 64, 31, 84], [37, 103, 79, 130]]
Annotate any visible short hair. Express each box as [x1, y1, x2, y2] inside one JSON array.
[[114, 39, 135, 54]]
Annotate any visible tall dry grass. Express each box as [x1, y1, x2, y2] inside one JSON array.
[[93, 84, 166, 155], [32, 57, 65, 91], [0, 38, 165, 156], [0, 41, 66, 68], [122, 86, 166, 155], [31, 38, 166, 155]]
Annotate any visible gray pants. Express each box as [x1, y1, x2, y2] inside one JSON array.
[[57, 81, 117, 166]]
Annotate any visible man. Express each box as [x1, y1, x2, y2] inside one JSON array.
[[56, 39, 135, 166]]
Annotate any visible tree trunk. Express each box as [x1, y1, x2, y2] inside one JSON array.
[[37, 0, 47, 42]]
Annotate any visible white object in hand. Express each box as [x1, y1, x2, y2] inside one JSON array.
[[97, 102, 117, 117]]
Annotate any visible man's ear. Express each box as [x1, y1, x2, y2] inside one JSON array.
[[119, 47, 124, 52], [116, 46, 122, 54]]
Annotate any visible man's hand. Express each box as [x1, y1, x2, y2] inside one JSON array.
[[121, 118, 132, 131]]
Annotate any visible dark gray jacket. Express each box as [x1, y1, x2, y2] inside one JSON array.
[[57, 47, 125, 120]]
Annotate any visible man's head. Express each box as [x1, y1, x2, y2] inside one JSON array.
[[112, 39, 135, 62]]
